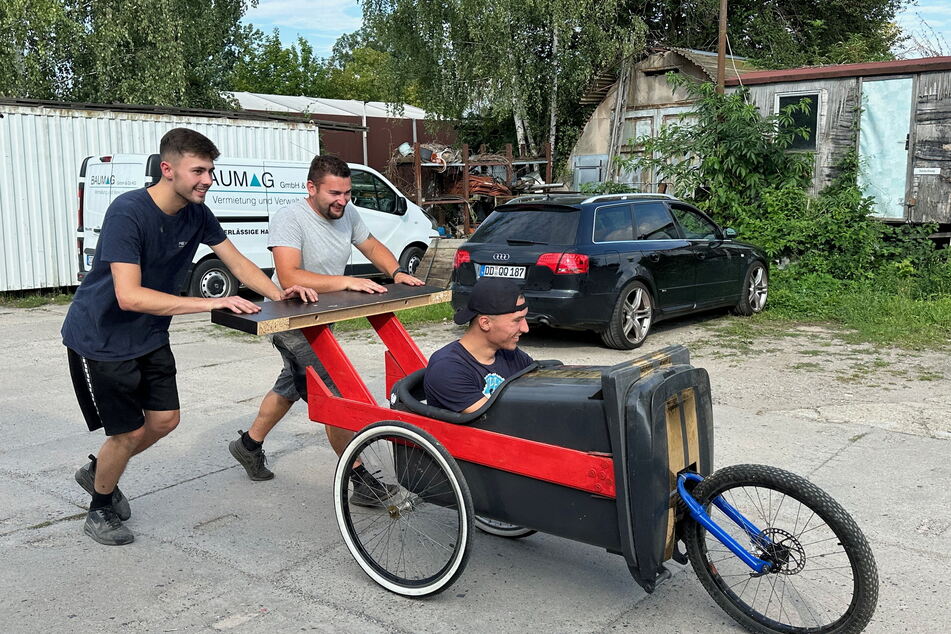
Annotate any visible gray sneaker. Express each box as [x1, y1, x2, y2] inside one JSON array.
[[350, 469, 401, 508], [84, 507, 134, 545], [229, 431, 274, 481], [75, 455, 131, 521]]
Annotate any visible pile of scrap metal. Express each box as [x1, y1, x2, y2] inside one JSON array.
[[451, 174, 510, 197]]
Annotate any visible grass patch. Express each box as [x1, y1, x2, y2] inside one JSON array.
[[334, 302, 454, 333], [0, 288, 73, 308], [789, 361, 822, 370], [763, 269, 951, 349]]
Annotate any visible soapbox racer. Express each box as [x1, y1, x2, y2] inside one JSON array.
[[212, 285, 879, 634]]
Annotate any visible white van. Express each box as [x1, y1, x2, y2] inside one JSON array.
[[76, 154, 437, 297]]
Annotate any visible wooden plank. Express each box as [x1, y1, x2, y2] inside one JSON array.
[[211, 284, 451, 335]]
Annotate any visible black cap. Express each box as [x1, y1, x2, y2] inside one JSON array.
[[453, 278, 527, 325]]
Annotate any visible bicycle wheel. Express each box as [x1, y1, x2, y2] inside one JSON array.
[[684, 464, 878, 634], [334, 421, 473, 597], [474, 515, 536, 538]]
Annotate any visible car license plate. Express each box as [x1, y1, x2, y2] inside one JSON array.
[[479, 264, 526, 279]]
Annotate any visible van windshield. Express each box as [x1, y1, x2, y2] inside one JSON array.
[[470, 208, 579, 245]]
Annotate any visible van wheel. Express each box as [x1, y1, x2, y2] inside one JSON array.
[[189, 259, 238, 299], [399, 246, 426, 276]]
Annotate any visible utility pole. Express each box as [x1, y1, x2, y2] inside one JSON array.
[[716, 0, 728, 94]]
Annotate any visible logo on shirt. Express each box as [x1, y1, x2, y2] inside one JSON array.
[[178, 241, 187, 248], [482, 373, 504, 397]]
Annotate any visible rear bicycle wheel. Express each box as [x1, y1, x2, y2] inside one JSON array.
[[334, 421, 473, 597], [474, 516, 536, 538], [684, 464, 878, 634]]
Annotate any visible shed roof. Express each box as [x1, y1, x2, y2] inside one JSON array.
[[725, 56, 951, 86], [227, 92, 430, 119], [579, 47, 757, 106]]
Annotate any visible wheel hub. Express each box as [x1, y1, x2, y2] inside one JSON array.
[[755, 527, 806, 575]]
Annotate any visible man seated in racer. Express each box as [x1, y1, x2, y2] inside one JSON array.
[[424, 278, 534, 413]]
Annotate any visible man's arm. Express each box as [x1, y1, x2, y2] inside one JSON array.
[[272, 245, 389, 293], [460, 396, 488, 414], [212, 239, 318, 302], [111, 262, 261, 315], [355, 236, 424, 287]]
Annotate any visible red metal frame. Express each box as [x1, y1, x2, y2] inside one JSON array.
[[302, 314, 617, 499]]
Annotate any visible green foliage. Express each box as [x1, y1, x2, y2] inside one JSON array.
[[230, 26, 417, 104], [627, 0, 906, 68], [230, 28, 331, 97], [622, 76, 813, 224], [766, 265, 951, 349], [361, 0, 645, 148], [0, 0, 254, 108], [579, 181, 639, 194]]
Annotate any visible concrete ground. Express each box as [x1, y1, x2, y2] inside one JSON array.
[[1, 302, 948, 633]]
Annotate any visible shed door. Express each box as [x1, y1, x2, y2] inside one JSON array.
[[857, 77, 913, 220]]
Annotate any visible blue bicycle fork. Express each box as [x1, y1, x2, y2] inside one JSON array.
[[677, 472, 773, 574]]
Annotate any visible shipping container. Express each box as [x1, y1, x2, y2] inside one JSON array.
[[0, 99, 362, 292]]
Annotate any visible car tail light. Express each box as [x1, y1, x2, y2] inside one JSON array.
[[453, 249, 471, 269], [536, 252, 589, 274], [99, 156, 112, 162]]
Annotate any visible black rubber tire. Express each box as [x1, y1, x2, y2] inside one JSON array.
[[683, 464, 878, 634], [334, 421, 473, 597], [734, 261, 768, 316], [474, 516, 536, 538], [188, 258, 238, 299], [399, 246, 426, 276], [599, 280, 653, 350]]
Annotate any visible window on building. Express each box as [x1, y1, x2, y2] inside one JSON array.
[[777, 93, 820, 151]]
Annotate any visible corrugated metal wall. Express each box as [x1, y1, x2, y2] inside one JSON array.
[[0, 104, 321, 292]]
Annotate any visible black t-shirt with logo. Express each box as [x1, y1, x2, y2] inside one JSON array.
[[62, 188, 226, 361], [423, 340, 534, 412]]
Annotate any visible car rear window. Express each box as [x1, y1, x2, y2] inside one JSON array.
[[469, 208, 579, 245]]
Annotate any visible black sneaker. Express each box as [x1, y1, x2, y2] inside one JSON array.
[[75, 455, 131, 521], [350, 468, 401, 508], [229, 431, 274, 481], [84, 507, 134, 545]]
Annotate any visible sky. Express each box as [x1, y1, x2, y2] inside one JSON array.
[[243, 0, 951, 60]]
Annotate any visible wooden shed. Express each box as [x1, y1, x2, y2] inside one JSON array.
[[569, 47, 756, 190], [727, 57, 951, 224]]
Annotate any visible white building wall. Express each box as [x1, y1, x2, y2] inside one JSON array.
[[0, 103, 320, 291]]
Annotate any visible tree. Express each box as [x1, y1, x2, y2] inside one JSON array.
[[0, 0, 254, 108], [230, 27, 332, 97], [361, 0, 645, 155], [625, 0, 907, 68], [0, 0, 81, 100]]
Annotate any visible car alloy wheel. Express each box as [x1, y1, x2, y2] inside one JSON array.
[[747, 265, 768, 312], [601, 281, 653, 350]]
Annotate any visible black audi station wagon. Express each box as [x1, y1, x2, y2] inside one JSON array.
[[450, 194, 768, 349]]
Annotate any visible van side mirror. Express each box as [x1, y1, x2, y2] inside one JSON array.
[[395, 197, 408, 216], [724, 227, 737, 239]]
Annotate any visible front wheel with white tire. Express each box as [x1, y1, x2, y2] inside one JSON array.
[[334, 421, 473, 597]]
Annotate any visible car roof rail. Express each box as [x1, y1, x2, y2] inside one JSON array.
[[580, 193, 678, 204]]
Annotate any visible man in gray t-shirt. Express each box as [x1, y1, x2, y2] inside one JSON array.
[[228, 156, 423, 503]]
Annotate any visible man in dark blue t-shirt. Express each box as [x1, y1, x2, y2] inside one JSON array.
[[61, 128, 316, 546], [424, 278, 534, 413]]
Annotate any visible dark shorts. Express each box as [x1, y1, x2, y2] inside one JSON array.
[[67, 344, 180, 436], [271, 329, 340, 402]]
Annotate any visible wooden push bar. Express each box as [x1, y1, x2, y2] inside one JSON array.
[[211, 284, 451, 334]]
